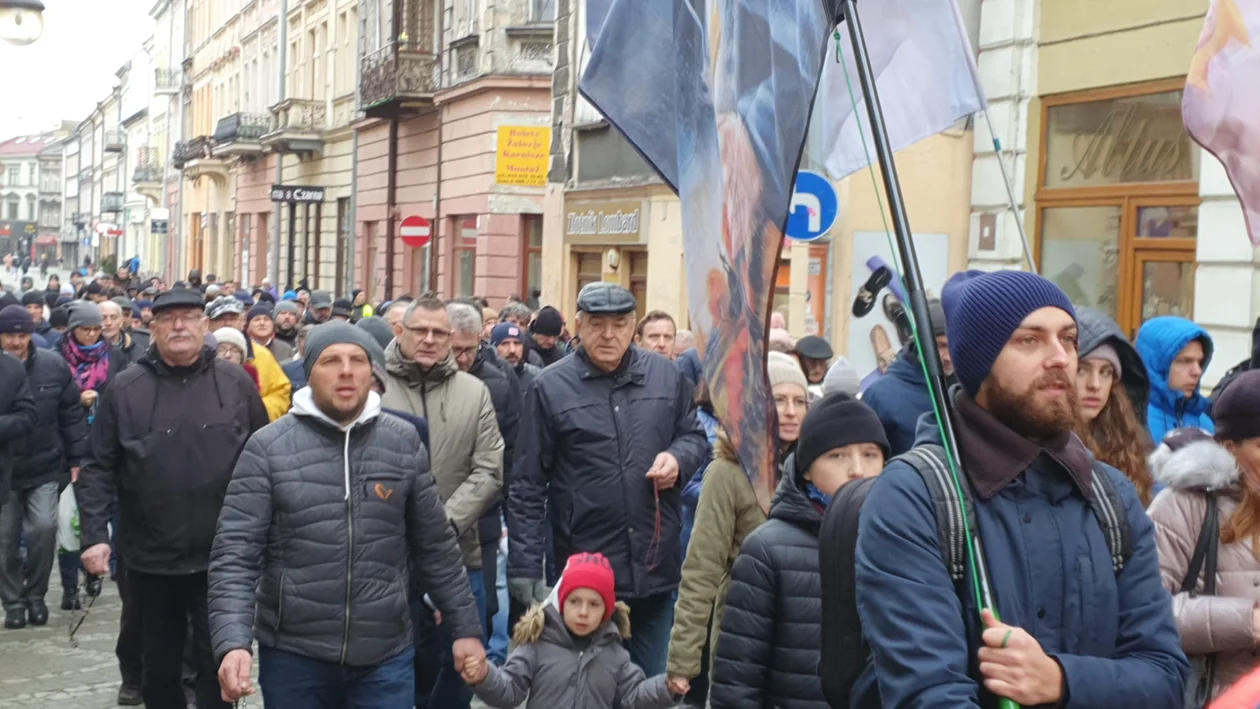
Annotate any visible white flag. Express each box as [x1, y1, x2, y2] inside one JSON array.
[[813, 0, 985, 180]]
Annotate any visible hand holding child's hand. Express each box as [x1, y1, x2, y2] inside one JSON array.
[[461, 656, 487, 685]]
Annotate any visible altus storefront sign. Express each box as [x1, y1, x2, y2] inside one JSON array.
[[270, 185, 326, 203]]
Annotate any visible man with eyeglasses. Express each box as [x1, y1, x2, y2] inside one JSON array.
[[77, 288, 269, 709], [381, 297, 503, 709]]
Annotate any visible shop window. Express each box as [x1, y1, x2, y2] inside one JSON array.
[[575, 250, 601, 294], [455, 216, 477, 298], [1037, 80, 1200, 336], [629, 249, 648, 321], [1043, 88, 1198, 190], [523, 215, 543, 301], [1039, 206, 1122, 318]]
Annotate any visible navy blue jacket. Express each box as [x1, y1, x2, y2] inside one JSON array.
[[860, 349, 931, 457], [281, 358, 307, 397], [853, 416, 1187, 707], [508, 346, 707, 598]]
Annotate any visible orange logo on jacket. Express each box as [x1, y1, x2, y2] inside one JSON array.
[[374, 483, 393, 500]]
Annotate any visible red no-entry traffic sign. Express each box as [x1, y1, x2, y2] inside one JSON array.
[[400, 215, 432, 248]]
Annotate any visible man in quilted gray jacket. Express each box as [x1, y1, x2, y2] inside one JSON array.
[[208, 322, 485, 707]]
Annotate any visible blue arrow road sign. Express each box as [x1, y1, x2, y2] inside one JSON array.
[[786, 170, 838, 241]]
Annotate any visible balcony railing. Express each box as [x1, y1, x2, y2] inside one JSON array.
[[213, 112, 269, 157], [133, 147, 162, 183], [171, 136, 214, 168], [268, 99, 326, 134], [78, 167, 92, 182], [39, 178, 60, 194], [155, 68, 181, 93], [104, 130, 126, 153], [360, 42, 439, 111], [101, 192, 125, 213]]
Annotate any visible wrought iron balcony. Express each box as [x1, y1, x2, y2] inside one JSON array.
[[155, 68, 181, 94], [104, 130, 126, 153], [171, 136, 214, 169], [78, 167, 92, 182], [360, 42, 439, 114], [263, 99, 326, 156], [213, 112, 269, 157], [102, 192, 125, 213], [133, 147, 162, 184]]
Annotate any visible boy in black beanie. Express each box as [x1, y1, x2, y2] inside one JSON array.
[[708, 393, 888, 708]]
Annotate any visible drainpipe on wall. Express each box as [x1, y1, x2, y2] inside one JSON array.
[[382, 0, 405, 299], [272, 0, 288, 289], [430, 0, 443, 294]]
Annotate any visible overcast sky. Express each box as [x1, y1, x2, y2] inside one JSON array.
[[0, 0, 155, 140]]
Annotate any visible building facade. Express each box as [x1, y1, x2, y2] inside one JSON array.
[[353, 0, 555, 304], [969, 0, 1245, 386]]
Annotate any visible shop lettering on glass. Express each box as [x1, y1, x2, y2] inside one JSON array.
[[1059, 102, 1191, 184], [566, 208, 640, 237], [269, 185, 326, 203]]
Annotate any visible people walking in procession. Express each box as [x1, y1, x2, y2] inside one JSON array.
[[509, 282, 707, 677], [0, 305, 86, 630], [77, 287, 269, 709], [210, 321, 486, 707], [853, 270, 1188, 707], [666, 349, 808, 699]]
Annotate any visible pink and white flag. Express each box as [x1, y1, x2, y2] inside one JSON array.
[[1183, 0, 1260, 244]]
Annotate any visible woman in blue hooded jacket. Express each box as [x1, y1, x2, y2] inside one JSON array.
[[1135, 315, 1215, 443]]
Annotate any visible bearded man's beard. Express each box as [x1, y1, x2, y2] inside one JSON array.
[[982, 370, 1079, 441]]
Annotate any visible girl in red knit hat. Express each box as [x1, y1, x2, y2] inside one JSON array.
[[461, 552, 681, 708]]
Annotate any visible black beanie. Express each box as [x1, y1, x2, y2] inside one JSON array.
[[794, 393, 890, 483], [1214, 369, 1260, 442], [49, 305, 70, 329], [533, 306, 564, 337]]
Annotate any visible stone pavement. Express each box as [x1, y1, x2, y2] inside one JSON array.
[[0, 577, 501, 709], [0, 580, 138, 708]]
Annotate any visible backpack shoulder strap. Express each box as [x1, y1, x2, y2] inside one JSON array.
[[1087, 461, 1134, 576], [891, 443, 976, 582]]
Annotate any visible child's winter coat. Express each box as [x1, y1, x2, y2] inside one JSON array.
[[473, 601, 676, 709]]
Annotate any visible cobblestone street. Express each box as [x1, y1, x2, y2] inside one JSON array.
[[0, 580, 136, 708]]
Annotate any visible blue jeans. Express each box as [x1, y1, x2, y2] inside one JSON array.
[[624, 591, 675, 677], [259, 645, 415, 709], [488, 545, 509, 665], [427, 570, 485, 709]]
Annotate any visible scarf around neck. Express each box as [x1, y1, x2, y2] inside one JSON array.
[[62, 337, 110, 392]]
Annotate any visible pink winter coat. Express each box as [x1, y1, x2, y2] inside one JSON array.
[[1149, 435, 1260, 696]]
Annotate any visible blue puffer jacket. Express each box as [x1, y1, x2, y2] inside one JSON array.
[[860, 348, 931, 457], [1135, 316, 1214, 443], [853, 417, 1188, 708]]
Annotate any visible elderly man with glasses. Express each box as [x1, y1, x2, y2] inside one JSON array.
[[381, 296, 503, 709]]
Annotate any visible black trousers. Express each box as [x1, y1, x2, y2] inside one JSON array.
[[128, 569, 229, 709], [113, 562, 143, 689]]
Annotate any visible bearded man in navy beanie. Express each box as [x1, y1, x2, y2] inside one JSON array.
[[851, 269, 1187, 708]]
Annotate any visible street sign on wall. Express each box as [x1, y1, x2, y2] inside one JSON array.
[[269, 185, 326, 203], [400, 215, 432, 248], [786, 170, 839, 241]]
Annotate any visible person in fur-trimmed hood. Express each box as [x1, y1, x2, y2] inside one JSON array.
[[1149, 369, 1260, 698], [462, 552, 679, 709]]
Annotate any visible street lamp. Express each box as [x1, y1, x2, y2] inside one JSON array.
[[0, 0, 44, 46]]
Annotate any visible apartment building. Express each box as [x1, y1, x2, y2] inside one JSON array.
[[354, 0, 555, 303], [0, 124, 74, 263]]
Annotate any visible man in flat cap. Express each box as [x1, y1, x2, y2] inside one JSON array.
[[77, 288, 269, 709], [508, 282, 707, 676], [210, 322, 484, 706]]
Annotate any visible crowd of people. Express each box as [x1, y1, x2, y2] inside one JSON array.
[[2, 261, 1260, 709]]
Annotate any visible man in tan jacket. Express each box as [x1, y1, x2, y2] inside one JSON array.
[[381, 296, 502, 709]]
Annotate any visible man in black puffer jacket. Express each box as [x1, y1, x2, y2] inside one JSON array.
[[0, 306, 86, 629], [77, 288, 269, 709], [710, 394, 889, 709], [209, 322, 485, 706]]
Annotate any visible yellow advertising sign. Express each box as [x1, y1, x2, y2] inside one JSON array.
[[495, 125, 550, 187]]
